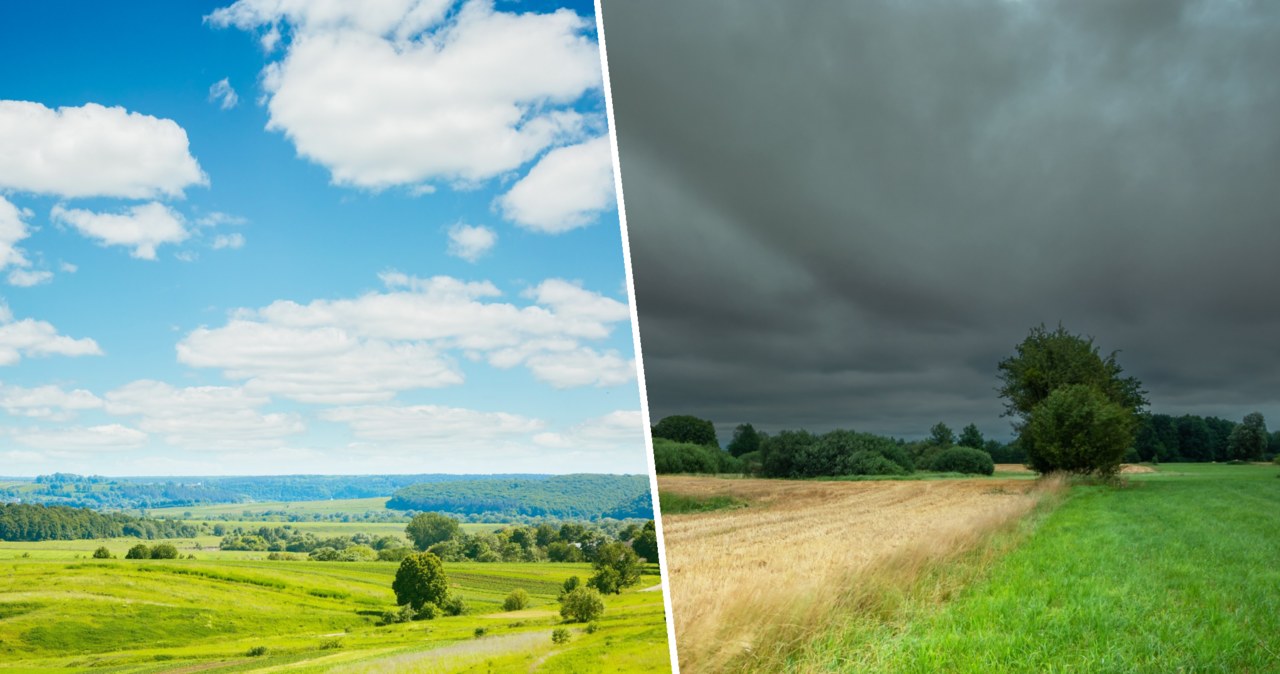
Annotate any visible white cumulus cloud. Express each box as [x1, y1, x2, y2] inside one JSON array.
[[498, 135, 616, 233], [208, 0, 603, 189], [176, 273, 633, 403], [0, 101, 206, 199], [446, 223, 496, 262], [0, 304, 102, 365], [51, 202, 189, 260]]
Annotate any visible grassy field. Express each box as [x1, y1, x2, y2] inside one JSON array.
[[0, 549, 669, 673], [148, 498, 396, 519], [760, 463, 1280, 672]]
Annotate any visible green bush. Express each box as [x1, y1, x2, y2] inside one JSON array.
[[125, 544, 150, 560], [585, 621, 599, 634], [415, 602, 439, 620], [246, 646, 268, 657], [559, 575, 581, 599], [552, 627, 571, 644], [149, 543, 179, 559], [930, 446, 996, 475], [92, 546, 113, 559], [473, 627, 487, 638], [560, 586, 605, 622], [502, 588, 530, 611], [652, 437, 742, 474], [441, 595, 467, 616]]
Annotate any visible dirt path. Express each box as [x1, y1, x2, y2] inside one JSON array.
[[659, 476, 1049, 671]]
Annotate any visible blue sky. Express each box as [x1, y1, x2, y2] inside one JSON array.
[[0, 0, 645, 476]]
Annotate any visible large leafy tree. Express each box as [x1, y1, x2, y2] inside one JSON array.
[[652, 415, 719, 447], [997, 324, 1147, 419], [406, 512, 461, 551], [929, 422, 955, 447], [1227, 412, 1268, 461], [998, 325, 1147, 476], [958, 423, 984, 449], [588, 542, 642, 594], [726, 423, 761, 457], [392, 552, 450, 610]]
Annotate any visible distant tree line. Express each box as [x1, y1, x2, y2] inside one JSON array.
[[652, 418, 999, 478], [0, 503, 197, 541], [1132, 412, 1276, 463], [2, 473, 559, 511], [386, 474, 652, 520], [413, 514, 659, 565]]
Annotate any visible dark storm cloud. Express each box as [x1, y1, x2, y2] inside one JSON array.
[[602, 0, 1280, 442]]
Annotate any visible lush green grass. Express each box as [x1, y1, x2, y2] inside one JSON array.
[[0, 548, 669, 672], [657, 492, 747, 514], [780, 463, 1280, 673]]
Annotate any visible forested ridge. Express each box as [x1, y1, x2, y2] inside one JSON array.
[[387, 474, 652, 519], [0, 503, 197, 541]]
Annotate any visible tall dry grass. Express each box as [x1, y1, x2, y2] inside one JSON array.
[[660, 475, 1066, 672]]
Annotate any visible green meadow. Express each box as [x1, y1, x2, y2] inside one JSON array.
[[0, 508, 670, 672], [778, 463, 1280, 673]]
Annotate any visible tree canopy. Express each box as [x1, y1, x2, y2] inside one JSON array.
[[998, 325, 1147, 476], [652, 415, 719, 447], [726, 423, 762, 457], [405, 512, 461, 551], [392, 552, 450, 610]]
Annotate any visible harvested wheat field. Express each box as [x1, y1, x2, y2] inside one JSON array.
[[659, 475, 1062, 671]]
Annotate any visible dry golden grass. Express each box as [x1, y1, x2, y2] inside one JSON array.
[[659, 475, 1066, 672]]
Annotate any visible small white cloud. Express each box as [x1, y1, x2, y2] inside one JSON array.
[[195, 212, 248, 227], [15, 423, 147, 451], [0, 383, 103, 420], [175, 272, 634, 402], [59, 262, 77, 273], [498, 135, 616, 233], [446, 223, 496, 262], [208, 78, 240, 110], [7, 269, 52, 287], [51, 202, 189, 260], [0, 304, 102, 365], [212, 233, 246, 250], [525, 347, 635, 388], [0, 196, 33, 272], [176, 251, 199, 263], [534, 410, 645, 448], [105, 379, 304, 449], [0, 100, 206, 199], [321, 404, 543, 443]]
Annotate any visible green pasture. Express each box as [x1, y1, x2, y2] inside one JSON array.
[[148, 497, 396, 519], [0, 552, 669, 673], [781, 463, 1280, 673]]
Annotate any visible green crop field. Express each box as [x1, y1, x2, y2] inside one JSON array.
[[148, 498, 397, 519], [777, 463, 1280, 673], [0, 548, 669, 673]]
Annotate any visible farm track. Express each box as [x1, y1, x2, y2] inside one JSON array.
[[658, 476, 1047, 671]]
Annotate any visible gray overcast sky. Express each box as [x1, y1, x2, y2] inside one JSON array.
[[601, 0, 1280, 443]]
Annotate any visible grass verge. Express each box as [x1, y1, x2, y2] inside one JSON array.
[[657, 492, 747, 514]]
